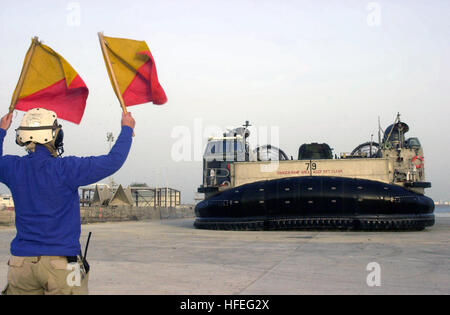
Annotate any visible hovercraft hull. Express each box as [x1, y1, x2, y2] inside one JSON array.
[[194, 176, 435, 231]]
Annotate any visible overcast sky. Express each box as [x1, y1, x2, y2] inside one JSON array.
[[0, 0, 448, 203]]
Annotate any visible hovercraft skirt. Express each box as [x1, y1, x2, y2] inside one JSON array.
[[194, 176, 435, 231], [194, 215, 434, 231]]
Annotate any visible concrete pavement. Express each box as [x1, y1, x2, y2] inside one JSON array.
[[0, 216, 448, 294]]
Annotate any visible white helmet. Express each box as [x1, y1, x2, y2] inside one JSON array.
[[16, 108, 64, 155]]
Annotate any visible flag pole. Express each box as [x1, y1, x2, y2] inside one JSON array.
[[97, 32, 128, 115], [98, 32, 134, 136], [9, 36, 39, 113]]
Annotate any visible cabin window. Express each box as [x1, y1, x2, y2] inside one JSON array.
[[205, 141, 244, 156]]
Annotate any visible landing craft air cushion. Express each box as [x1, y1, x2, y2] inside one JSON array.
[[195, 115, 434, 230]]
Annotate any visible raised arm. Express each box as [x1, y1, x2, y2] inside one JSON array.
[[61, 112, 136, 189], [0, 113, 13, 184], [0, 113, 13, 157]]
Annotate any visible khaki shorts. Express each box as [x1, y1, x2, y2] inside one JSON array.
[[1, 255, 89, 295]]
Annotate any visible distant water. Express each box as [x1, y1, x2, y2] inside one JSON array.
[[434, 206, 450, 217]]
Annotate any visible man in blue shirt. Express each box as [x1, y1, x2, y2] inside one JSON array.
[[0, 108, 135, 295]]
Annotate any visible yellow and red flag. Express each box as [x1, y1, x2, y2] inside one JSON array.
[[12, 39, 89, 124], [101, 35, 167, 106]]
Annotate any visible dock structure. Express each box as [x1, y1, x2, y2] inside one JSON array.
[[91, 185, 113, 206], [79, 185, 181, 208], [130, 187, 181, 208], [109, 185, 133, 207]]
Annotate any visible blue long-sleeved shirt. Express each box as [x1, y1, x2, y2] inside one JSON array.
[[0, 126, 133, 256]]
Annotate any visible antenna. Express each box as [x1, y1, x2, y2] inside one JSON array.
[[370, 134, 373, 157], [384, 114, 399, 149], [378, 116, 381, 146]]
